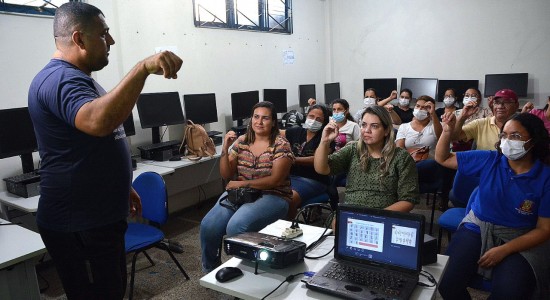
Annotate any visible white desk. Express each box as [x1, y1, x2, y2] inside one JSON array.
[[200, 221, 449, 300], [0, 218, 47, 300], [140, 145, 222, 170], [132, 163, 174, 180]]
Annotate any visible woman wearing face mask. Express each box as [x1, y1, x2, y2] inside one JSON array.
[[330, 99, 360, 151], [354, 88, 397, 123], [436, 113, 550, 300], [281, 104, 333, 219], [384, 89, 414, 125], [436, 88, 459, 121], [454, 87, 493, 124]]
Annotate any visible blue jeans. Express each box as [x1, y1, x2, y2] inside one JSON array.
[[439, 226, 535, 300], [200, 192, 289, 273]]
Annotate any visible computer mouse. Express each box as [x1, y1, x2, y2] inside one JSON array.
[[215, 267, 243, 282], [169, 156, 181, 161]]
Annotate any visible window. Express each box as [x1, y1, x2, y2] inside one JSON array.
[[193, 0, 292, 34], [0, 0, 75, 16]]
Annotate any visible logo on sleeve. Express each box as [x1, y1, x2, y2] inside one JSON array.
[[515, 200, 535, 216]]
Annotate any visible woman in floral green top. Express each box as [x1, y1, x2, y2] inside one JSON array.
[[315, 106, 419, 211]]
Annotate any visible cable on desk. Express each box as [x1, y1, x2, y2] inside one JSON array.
[[417, 270, 437, 287], [261, 272, 305, 300]]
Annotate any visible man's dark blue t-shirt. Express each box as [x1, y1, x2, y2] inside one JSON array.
[[28, 59, 131, 232]]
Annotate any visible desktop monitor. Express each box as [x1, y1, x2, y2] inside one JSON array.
[[136, 92, 185, 143], [231, 90, 260, 126], [263, 89, 288, 113], [0, 107, 38, 173], [299, 84, 316, 107], [324, 82, 340, 104], [400, 78, 438, 100], [437, 80, 479, 102], [363, 78, 398, 99], [183, 93, 219, 124], [484, 73, 528, 97], [122, 111, 136, 137]]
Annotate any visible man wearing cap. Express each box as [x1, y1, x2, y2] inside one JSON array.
[[446, 89, 519, 150]]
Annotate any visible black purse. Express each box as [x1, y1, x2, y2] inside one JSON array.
[[220, 187, 262, 210]]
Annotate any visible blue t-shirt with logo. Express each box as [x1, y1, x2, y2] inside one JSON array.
[[457, 150, 550, 228], [28, 59, 131, 232]]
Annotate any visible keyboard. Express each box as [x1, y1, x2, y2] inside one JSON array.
[[137, 140, 180, 151], [323, 263, 406, 297], [4, 170, 40, 184], [207, 131, 223, 136]]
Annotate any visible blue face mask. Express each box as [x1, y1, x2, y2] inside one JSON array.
[[332, 112, 346, 123]]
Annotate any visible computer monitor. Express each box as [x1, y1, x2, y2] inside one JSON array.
[[136, 92, 185, 144], [0, 107, 38, 173], [324, 82, 340, 104], [400, 78, 438, 100], [122, 111, 136, 137], [263, 89, 287, 113], [183, 93, 218, 124], [363, 78, 398, 99], [299, 84, 316, 107], [231, 90, 260, 126], [437, 80, 479, 102], [484, 73, 528, 97]]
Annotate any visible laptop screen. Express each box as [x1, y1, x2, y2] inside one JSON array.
[[335, 205, 424, 272]]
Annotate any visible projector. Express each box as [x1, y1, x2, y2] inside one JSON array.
[[224, 232, 306, 269]]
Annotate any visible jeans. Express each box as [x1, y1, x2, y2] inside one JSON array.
[[200, 192, 289, 273], [38, 220, 127, 300], [439, 226, 535, 300]]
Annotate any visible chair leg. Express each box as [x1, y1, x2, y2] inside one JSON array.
[[429, 192, 437, 235], [164, 248, 190, 280], [129, 252, 139, 300], [143, 250, 155, 267]]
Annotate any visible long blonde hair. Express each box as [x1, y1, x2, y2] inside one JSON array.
[[356, 106, 396, 177]]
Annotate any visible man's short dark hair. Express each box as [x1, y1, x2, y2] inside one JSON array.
[[54, 2, 104, 39]]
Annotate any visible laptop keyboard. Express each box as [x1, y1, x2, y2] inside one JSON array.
[[323, 263, 406, 296]]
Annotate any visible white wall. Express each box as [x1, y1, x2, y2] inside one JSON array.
[[327, 0, 550, 110]]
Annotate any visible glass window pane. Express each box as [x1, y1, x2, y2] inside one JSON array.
[[267, 0, 289, 30], [194, 0, 227, 25], [2, 0, 67, 7], [234, 0, 259, 27]]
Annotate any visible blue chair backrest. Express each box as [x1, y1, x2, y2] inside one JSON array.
[[132, 172, 168, 225], [452, 170, 480, 208]]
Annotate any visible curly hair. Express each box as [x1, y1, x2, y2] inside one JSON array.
[[495, 113, 550, 163]]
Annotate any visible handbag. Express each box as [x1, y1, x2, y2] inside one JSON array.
[[407, 146, 430, 163], [219, 187, 262, 210]]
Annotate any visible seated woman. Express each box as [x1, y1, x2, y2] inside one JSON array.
[[522, 96, 550, 136], [383, 88, 414, 125], [200, 101, 294, 273], [282, 104, 333, 219], [330, 99, 360, 151], [436, 113, 550, 299], [314, 106, 419, 211], [353, 88, 397, 122], [436, 88, 460, 121]]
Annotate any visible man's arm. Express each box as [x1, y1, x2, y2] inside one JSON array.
[[75, 51, 183, 137]]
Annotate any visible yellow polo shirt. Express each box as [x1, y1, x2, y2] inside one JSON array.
[[462, 116, 500, 150]]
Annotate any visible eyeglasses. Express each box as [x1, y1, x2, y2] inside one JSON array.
[[499, 132, 528, 141], [493, 99, 516, 107]]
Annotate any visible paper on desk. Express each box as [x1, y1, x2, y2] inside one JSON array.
[[259, 219, 332, 247]]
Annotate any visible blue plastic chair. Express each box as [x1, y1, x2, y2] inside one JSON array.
[[125, 172, 189, 300]]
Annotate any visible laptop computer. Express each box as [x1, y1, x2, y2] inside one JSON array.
[[306, 204, 425, 300]]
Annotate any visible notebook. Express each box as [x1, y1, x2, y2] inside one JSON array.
[[306, 204, 425, 300]]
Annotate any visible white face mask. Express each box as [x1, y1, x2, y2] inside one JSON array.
[[500, 138, 531, 160], [399, 98, 410, 106], [303, 118, 323, 132], [363, 97, 376, 107], [463, 97, 477, 106], [413, 109, 429, 121], [443, 97, 455, 107]]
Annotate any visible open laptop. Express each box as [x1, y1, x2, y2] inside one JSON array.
[[306, 204, 425, 300]]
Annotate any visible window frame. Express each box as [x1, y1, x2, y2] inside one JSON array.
[[0, 1, 78, 17]]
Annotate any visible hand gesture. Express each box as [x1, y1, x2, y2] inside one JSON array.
[[384, 104, 394, 112], [522, 101, 535, 113], [478, 245, 508, 269], [425, 103, 435, 117], [322, 120, 339, 143], [308, 98, 317, 106], [441, 111, 456, 133], [143, 51, 183, 79], [389, 90, 398, 100], [459, 102, 479, 120], [223, 130, 238, 150]]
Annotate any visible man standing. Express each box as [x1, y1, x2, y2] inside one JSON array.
[[447, 89, 519, 150], [28, 2, 182, 299]]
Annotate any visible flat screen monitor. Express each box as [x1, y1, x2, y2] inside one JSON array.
[[437, 80, 479, 102], [484, 73, 528, 97], [122, 111, 136, 137], [263, 89, 287, 113], [0, 107, 37, 159], [299, 84, 316, 107], [363, 78, 398, 99], [231, 90, 259, 123], [400, 78, 438, 100], [324, 82, 340, 104], [183, 93, 218, 124], [136, 92, 185, 129]]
